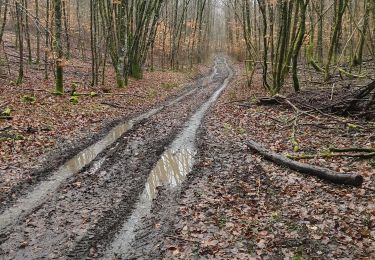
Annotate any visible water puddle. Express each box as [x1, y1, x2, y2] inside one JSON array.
[[0, 77, 208, 232], [105, 59, 233, 257], [0, 121, 137, 232]]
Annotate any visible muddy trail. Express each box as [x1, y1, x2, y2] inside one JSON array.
[[0, 57, 233, 259]]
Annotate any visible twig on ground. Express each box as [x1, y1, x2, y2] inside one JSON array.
[[223, 99, 250, 105], [0, 102, 10, 110], [102, 93, 146, 99], [287, 152, 375, 160], [236, 103, 252, 108], [23, 88, 51, 94], [329, 147, 375, 153], [0, 116, 13, 120], [0, 126, 12, 132], [166, 235, 198, 243], [100, 102, 127, 109]]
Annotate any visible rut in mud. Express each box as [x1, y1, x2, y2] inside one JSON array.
[[0, 57, 232, 259]]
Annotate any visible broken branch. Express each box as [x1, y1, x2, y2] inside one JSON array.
[[329, 147, 375, 153], [0, 116, 13, 120], [287, 152, 375, 160], [100, 102, 127, 109], [102, 93, 146, 99]]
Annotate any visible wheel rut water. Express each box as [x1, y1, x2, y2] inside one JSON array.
[[103, 58, 233, 258], [0, 57, 230, 259], [0, 66, 214, 235]]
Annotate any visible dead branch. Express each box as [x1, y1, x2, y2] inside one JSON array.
[[23, 88, 51, 94], [236, 103, 252, 108], [100, 102, 127, 109], [0, 116, 13, 120], [0, 126, 12, 132], [287, 152, 375, 160], [223, 99, 250, 105], [245, 140, 364, 186], [256, 97, 280, 106], [329, 147, 375, 153], [102, 93, 146, 99], [0, 102, 10, 109]]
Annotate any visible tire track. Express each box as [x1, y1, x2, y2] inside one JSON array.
[[0, 58, 228, 260]]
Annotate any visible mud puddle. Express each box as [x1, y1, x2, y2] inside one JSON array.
[[0, 71, 213, 233], [104, 59, 233, 258]]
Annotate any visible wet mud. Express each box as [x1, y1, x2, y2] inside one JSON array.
[[0, 57, 232, 259]]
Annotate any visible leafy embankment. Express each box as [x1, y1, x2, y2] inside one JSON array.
[[163, 64, 374, 259], [0, 62, 208, 202]]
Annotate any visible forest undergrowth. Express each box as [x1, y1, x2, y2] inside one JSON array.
[[0, 52, 208, 204], [162, 63, 375, 259]]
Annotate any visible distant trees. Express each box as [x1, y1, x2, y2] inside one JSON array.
[[0, 0, 214, 91], [224, 0, 375, 95]]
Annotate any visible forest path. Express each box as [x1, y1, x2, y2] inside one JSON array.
[[0, 56, 233, 259]]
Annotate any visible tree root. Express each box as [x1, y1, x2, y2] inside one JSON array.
[[245, 140, 364, 186]]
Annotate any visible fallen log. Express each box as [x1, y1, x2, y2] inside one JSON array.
[[245, 140, 364, 186], [256, 97, 280, 106]]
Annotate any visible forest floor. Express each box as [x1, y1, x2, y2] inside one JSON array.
[[155, 64, 375, 259], [0, 54, 208, 208], [0, 55, 374, 259], [0, 56, 229, 259]]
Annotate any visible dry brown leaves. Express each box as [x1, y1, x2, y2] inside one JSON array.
[[163, 63, 374, 259]]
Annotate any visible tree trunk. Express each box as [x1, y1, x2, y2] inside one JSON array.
[[54, 0, 64, 93]]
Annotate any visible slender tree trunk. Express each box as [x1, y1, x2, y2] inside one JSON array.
[[35, 0, 40, 63], [54, 0, 64, 93], [45, 0, 50, 79], [23, 0, 32, 64], [16, 2, 24, 85], [325, 0, 348, 80]]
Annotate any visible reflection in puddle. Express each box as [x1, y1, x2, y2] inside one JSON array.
[[145, 148, 195, 200], [105, 148, 196, 257], [0, 68, 206, 235], [0, 83, 201, 232], [105, 58, 233, 258], [0, 122, 134, 232]]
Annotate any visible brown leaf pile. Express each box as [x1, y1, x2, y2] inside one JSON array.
[[163, 64, 374, 259]]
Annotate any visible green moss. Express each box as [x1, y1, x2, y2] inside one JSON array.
[[147, 89, 157, 99], [223, 123, 233, 134], [237, 128, 247, 135], [347, 123, 358, 130], [21, 95, 36, 104], [70, 96, 79, 105], [53, 91, 64, 96], [14, 133, 24, 141], [228, 89, 237, 101], [2, 107, 11, 116], [161, 82, 178, 90]]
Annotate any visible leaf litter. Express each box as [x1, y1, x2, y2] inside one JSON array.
[[163, 64, 374, 259]]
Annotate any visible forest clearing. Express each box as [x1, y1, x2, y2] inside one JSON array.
[[0, 0, 374, 259]]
